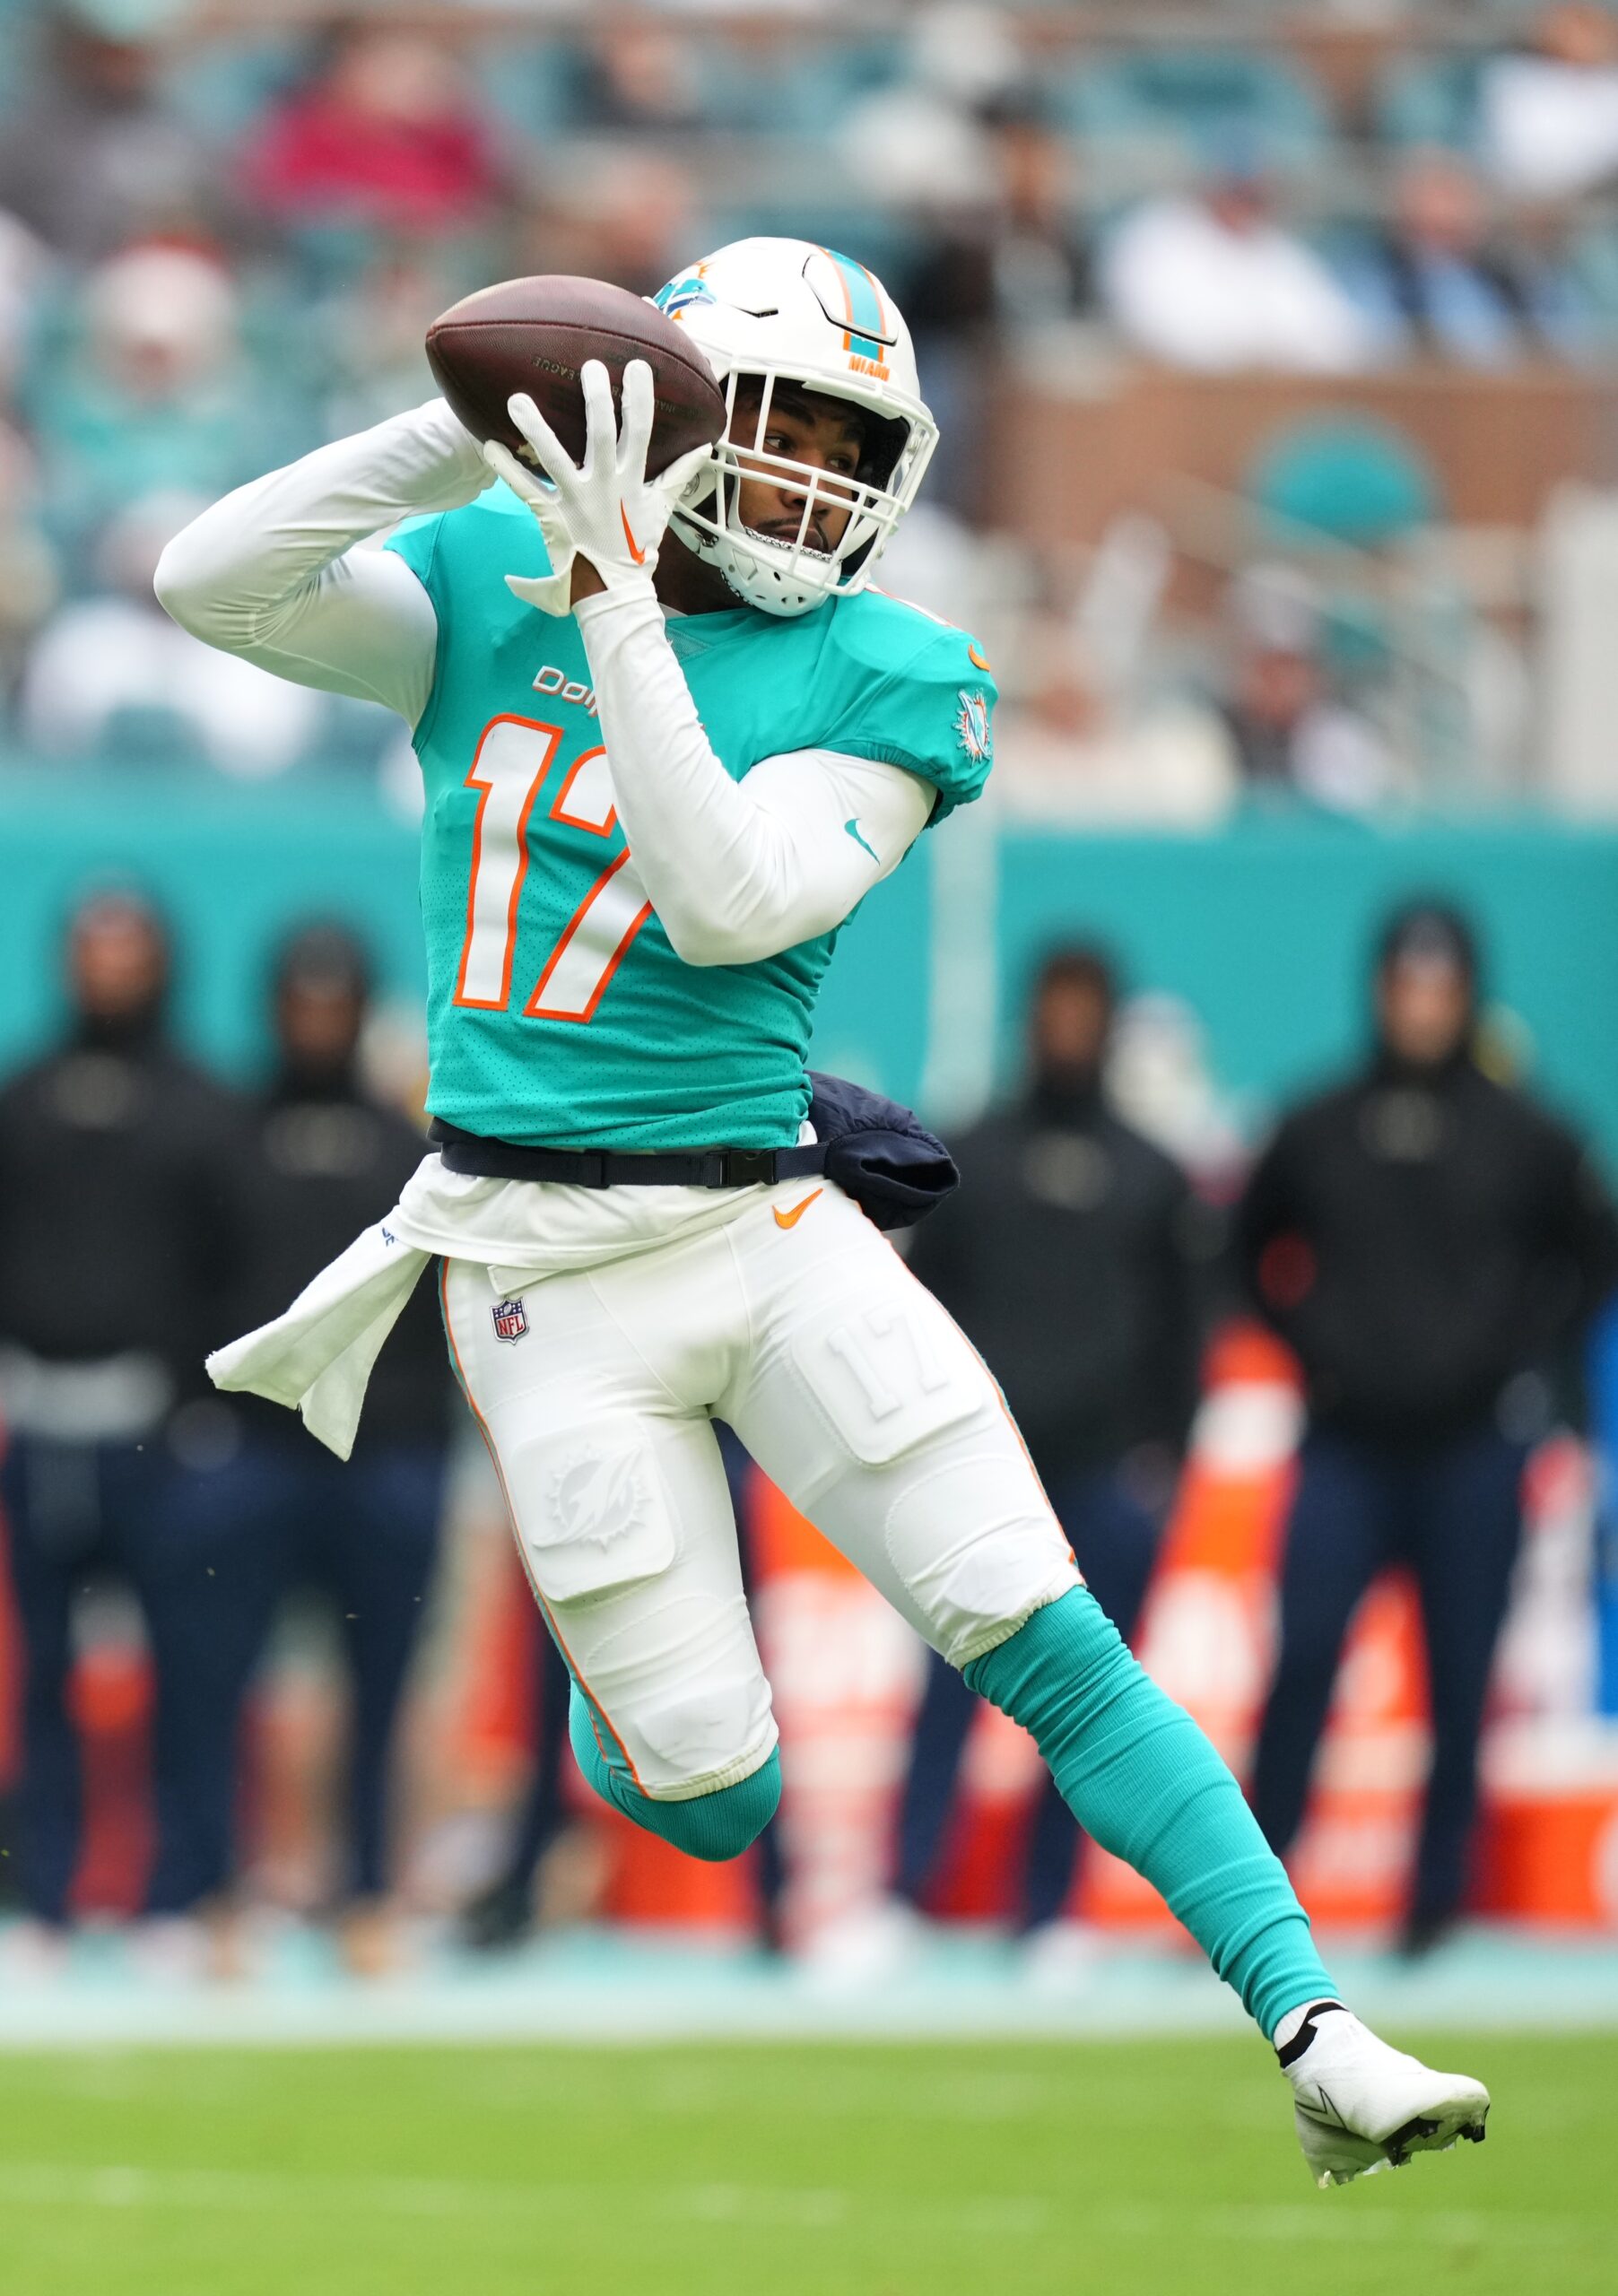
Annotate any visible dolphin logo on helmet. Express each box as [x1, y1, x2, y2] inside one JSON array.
[[653, 272, 718, 320], [648, 237, 938, 619]]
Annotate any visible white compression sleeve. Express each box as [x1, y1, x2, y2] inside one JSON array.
[[572, 583, 934, 967], [153, 398, 491, 726]]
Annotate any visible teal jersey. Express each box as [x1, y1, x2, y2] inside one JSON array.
[[385, 487, 996, 1150]]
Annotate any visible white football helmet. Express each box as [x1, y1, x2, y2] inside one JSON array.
[[650, 237, 937, 617]]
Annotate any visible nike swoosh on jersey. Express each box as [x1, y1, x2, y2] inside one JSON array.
[[843, 818, 879, 863], [620, 504, 646, 565], [773, 1188, 822, 1231]]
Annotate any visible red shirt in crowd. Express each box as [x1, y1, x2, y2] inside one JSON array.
[[244, 92, 500, 230]]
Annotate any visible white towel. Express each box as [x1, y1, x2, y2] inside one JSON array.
[[207, 1221, 431, 1460]]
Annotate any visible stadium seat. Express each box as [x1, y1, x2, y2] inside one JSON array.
[[1052, 47, 1335, 179], [161, 34, 311, 144], [698, 35, 903, 135], [1246, 414, 1441, 547], [1372, 51, 1489, 154], [471, 40, 587, 140]]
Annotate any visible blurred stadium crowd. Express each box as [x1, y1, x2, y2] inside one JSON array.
[[5, 3, 1618, 806]]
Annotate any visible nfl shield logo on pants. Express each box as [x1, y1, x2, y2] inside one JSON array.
[[491, 1297, 528, 1344]]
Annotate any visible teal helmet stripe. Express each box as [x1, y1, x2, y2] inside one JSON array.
[[822, 247, 889, 360]]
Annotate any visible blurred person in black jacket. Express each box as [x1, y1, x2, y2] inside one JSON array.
[[1240, 900, 1618, 1955], [829, 947, 1206, 1969], [204, 924, 456, 1966], [0, 888, 242, 1945]]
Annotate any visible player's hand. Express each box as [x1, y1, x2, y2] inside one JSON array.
[[483, 360, 713, 616]]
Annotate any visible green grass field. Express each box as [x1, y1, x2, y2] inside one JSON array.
[[0, 2033, 1609, 2296]]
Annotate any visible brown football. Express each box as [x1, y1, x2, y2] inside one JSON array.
[[426, 274, 726, 474]]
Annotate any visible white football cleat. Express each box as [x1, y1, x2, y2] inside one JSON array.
[[1274, 1998, 1491, 2188]]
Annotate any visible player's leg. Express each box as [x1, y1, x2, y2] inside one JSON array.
[[721, 1186, 1328, 2015], [1019, 1461, 1168, 1936], [722, 1185, 1488, 2179], [440, 1257, 779, 1863]]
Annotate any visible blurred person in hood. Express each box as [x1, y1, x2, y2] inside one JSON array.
[[187, 925, 456, 1970], [1238, 900, 1618, 1953], [0, 888, 245, 1955]]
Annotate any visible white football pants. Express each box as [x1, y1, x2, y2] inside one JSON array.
[[440, 1178, 1077, 1802]]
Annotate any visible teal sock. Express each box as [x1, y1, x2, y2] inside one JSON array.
[[567, 1688, 781, 1864], [967, 1587, 1335, 2038]]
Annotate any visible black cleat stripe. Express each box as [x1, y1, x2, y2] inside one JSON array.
[[1275, 2000, 1350, 2070]]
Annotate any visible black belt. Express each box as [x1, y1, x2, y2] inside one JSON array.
[[430, 1118, 824, 1191]]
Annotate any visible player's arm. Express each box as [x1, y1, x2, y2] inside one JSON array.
[[153, 399, 491, 724], [577, 587, 932, 963], [485, 362, 934, 962]]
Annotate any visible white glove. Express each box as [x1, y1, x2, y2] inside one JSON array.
[[483, 359, 714, 616]]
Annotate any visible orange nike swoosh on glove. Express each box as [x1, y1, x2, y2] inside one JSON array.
[[773, 1189, 822, 1231], [621, 505, 646, 564]]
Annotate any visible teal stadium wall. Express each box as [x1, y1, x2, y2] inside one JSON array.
[[4, 773, 1617, 1158]]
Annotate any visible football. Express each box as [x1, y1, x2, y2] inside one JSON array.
[[425, 274, 728, 474]]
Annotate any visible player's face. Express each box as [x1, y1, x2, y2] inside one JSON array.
[[727, 382, 867, 557]]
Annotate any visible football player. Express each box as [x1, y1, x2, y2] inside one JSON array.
[[158, 239, 1487, 2185]]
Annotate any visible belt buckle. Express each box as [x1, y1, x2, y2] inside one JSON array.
[[718, 1148, 775, 1188]]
